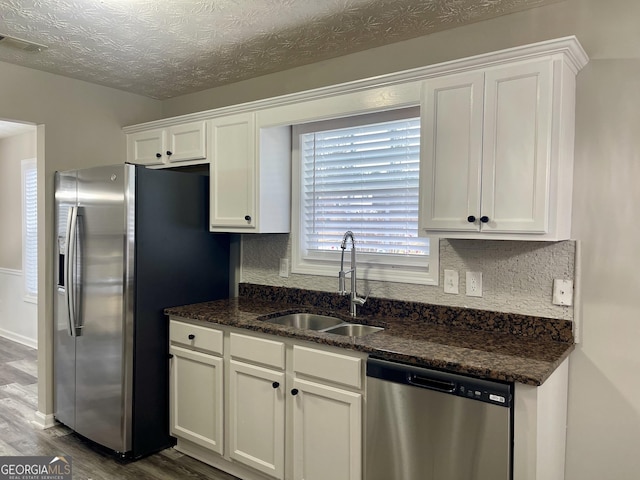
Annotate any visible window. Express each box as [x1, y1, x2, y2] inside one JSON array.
[[22, 158, 37, 301], [292, 109, 438, 285]]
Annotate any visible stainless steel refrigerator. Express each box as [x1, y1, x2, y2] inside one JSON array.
[[54, 163, 229, 459]]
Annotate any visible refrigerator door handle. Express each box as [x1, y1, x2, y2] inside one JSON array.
[[65, 206, 79, 337]]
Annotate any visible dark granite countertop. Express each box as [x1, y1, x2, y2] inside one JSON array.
[[165, 284, 574, 386]]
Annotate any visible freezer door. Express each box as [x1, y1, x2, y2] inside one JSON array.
[[54, 170, 78, 429], [73, 164, 132, 453]]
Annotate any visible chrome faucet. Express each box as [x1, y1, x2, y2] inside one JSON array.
[[338, 231, 368, 317]]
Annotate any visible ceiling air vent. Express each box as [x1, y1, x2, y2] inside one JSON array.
[[0, 34, 48, 52]]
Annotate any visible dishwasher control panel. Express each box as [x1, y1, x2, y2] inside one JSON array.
[[458, 384, 508, 405], [367, 357, 512, 407]]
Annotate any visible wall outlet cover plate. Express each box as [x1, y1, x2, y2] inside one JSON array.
[[466, 271, 482, 297], [552, 279, 573, 305]]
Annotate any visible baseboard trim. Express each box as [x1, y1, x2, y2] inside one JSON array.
[[32, 411, 57, 429], [0, 328, 37, 349]]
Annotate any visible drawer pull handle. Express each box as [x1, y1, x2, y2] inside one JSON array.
[[291, 388, 299, 396], [188, 334, 195, 340], [272, 382, 280, 389]]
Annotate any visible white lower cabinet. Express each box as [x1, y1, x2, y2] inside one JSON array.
[[292, 378, 362, 480], [169, 344, 224, 454], [169, 319, 364, 480], [229, 359, 286, 479]]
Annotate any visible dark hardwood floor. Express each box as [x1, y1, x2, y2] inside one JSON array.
[[0, 336, 238, 480]]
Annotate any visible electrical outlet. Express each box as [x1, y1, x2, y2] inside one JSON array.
[[279, 258, 289, 278], [443, 269, 459, 294], [466, 271, 482, 297], [552, 279, 573, 305]]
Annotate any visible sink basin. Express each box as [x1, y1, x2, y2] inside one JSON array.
[[324, 324, 384, 337], [264, 313, 344, 331]]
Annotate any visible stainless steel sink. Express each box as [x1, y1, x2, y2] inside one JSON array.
[[324, 324, 384, 337], [264, 313, 344, 331]]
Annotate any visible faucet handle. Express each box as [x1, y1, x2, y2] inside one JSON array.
[[363, 287, 371, 302], [353, 287, 371, 306]]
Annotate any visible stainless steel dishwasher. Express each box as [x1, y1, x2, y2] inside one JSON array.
[[366, 357, 513, 480]]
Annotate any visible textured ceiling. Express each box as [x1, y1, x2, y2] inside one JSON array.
[[0, 0, 560, 100]]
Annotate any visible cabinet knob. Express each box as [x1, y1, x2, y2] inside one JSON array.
[[155, 153, 162, 158], [272, 382, 280, 389], [244, 215, 251, 222], [480, 216, 490, 223], [166, 150, 173, 156], [291, 388, 299, 396], [188, 334, 195, 340], [467, 215, 476, 223], [168, 353, 174, 359]]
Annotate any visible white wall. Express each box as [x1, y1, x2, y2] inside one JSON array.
[[0, 130, 38, 346], [0, 269, 37, 348], [0, 130, 36, 269], [0, 61, 163, 420], [163, 1, 640, 478]]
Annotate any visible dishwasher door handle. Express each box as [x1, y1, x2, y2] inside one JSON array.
[[407, 374, 456, 393]]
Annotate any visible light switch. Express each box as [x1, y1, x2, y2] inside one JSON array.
[[279, 258, 289, 278], [444, 269, 459, 294]]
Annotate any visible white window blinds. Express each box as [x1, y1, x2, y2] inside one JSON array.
[[291, 108, 438, 285], [299, 116, 428, 260], [22, 159, 37, 300]]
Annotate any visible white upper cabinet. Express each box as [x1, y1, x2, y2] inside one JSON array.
[[209, 112, 291, 233], [124, 37, 586, 239], [420, 53, 579, 240], [127, 120, 207, 167], [167, 121, 208, 163], [126, 128, 165, 166], [420, 71, 485, 233], [209, 113, 256, 229]]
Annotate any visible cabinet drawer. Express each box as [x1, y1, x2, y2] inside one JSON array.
[[293, 345, 362, 389], [170, 320, 223, 355], [230, 332, 285, 369]]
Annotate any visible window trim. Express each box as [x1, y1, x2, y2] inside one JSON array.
[[291, 109, 439, 286], [22, 158, 37, 303]]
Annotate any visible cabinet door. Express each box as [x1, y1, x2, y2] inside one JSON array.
[[209, 113, 256, 229], [292, 378, 362, 480], [481, 59, 552, 234], [127, 129, 165, 165], [169, 345, 223, 454], [167, 121, 207, 163], [229, 360, 285, 479], [420, 71, 484, 232]]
